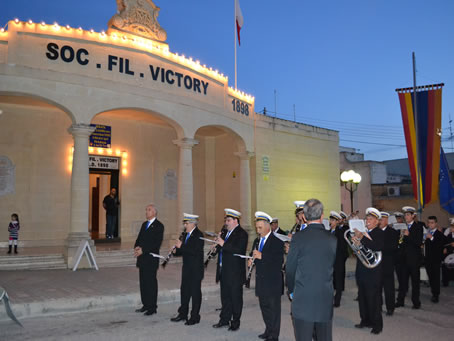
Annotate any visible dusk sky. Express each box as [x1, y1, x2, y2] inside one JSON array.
[[2, 0, 454, 161]]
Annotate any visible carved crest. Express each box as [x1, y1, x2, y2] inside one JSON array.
[[108, 0, 167, 42]]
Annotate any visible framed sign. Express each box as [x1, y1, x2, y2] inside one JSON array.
[[89, 156, 119, 170], [89, 124, 111, 148]]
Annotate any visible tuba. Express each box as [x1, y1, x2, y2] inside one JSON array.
[[344, 230, 382, 269]]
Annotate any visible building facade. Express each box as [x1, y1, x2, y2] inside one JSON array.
[[0, 1, 340, 266]]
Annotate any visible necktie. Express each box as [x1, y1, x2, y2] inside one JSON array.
[[185, 232, 190, 244], [407, 224, 412, 230], [220, 230, 233, 266], [146, 221, 152, 230], [301, 224, 307, 230], [258, 237, 265, 252]]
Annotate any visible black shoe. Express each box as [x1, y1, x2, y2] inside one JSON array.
[[371, 328, 382, 334], [258, 333, 269, 339], [431, 296, 439, 303], [333, 302, 340, 308], [395, 301, 404, 308], [412, 304, 421, 310], [144, 310, 157, 316], [135, 306, 147, 313], [265, 338, 278, 341], [14, 246, 18, 254], [228, 325, 240, 331], [7, 246, 11, 254], [185, 318, 200, 325], [354, 296, 359, 301], [171, 315, 187, 322], [355, 323, 372, 329], [212, 321, 229, 328], [386, 310, 394, 316]]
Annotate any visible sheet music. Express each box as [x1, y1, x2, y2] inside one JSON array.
[[388, 215, 397, 224], [233, 254, 253, 259], [322, 219, 330, 231], [199, 237, 217, 243], [150, 252, 166, 259], [348, 219, 367, 233], [392, 223, 407, 231], [273, 232, 291, 242]]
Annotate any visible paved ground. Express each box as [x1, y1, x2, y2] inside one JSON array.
[[1, 257, 453, 340]]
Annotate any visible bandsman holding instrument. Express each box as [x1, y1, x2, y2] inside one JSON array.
[[352, 208, 384, 335], [423, 216, 446, 303], [329, 211, 349, 308], [396, 206, 423, 309], [212, 209, 248, 331], [394, 211, 405, 293], [289, 201, 306, 236], [271, 217, 287, 235], [442, 218, 454, 286], [170, 213, 204, 325], [379, 212, 399, 316], [248, 211, 284, 341]]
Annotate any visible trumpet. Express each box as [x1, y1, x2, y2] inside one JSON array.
[[162, 230, 185, 268], [344, 230, 382, 269], [204, 226, 227, 268]]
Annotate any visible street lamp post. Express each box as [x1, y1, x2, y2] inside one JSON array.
[[340, 170, 362, 214]]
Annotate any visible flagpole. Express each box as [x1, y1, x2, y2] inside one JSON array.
[[412, 51, 422, 218], [234, 0, 237, 89]]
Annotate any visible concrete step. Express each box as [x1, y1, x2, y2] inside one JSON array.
[[95, 249, 182, 268], [0, 254, 67, 270]]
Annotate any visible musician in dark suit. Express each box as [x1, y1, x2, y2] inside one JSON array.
[[442, 219, 454, 286], [329, 211, 348, 308], [396, 206, 424, 309], [271, 217, 287, 235], [134, 203, 164, 316], [171, 213, 205, 325], [379, 212, 399, 316], [286, 199, 337, 341], [424, 216, 446, 303], [353, 207, 384, 335], [289, 201, 307, 236], [394, 211, 405, 293], [213, 208, 249, 331], [248, 211, 284, 341]]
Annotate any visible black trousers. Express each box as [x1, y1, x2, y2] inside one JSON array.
[[397, 262, 420, 306], [333, 258, 346, 305], [357, 278, 382, 331], [139, 265, 158, 311], [442, 263, 454, 285], [395, 254, 405, 291], [381, 269, 395, 312], [258, 294, 281, 339], [293, 318, 332, 341], [425, 262, 441, 297], [219, 275, 243, 326], [178, 276, 202, 319]]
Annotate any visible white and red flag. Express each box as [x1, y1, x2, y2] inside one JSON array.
[[235, 0, 244, 45]]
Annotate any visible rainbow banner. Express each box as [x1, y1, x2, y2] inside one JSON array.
[[396, 84, 443, 208]]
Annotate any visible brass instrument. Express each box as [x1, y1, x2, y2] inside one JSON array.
[[162, 230, 185, 268], [204, 226, 227, 268], [343, 230, 382, 269]]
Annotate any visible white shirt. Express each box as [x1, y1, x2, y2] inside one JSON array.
[[258, 231, 272, 250], [146, 217, 156, 229]]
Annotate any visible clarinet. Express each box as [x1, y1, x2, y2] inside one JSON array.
[[162, 230, 185, 268], [289, 222, 301, 235], [245, 237, 259, 288], [204, 226, 227, 268]]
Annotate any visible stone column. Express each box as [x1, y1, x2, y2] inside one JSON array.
[[234, 151, 255, 235], [66, 123, 96, 267], [173, 137, 199, 220]]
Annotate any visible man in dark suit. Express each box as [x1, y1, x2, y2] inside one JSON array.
[[134, 203, 164, 316], [248, 211, 284, 341], [379, 211, 399, 316], [213, 208, 249, 331], [353, 207, 384, 335], [394, 212, 405, 293], [396, 206, 424, 309], [171, 213, 205, 325], [329, 211, 349, 308], [271, 217, 287, 235], [424, 216, 446, 303], [286, 198, 337, 341], [442, 219, 454, 286]]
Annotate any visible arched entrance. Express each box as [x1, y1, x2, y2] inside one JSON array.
[[193, 125, 252, 233], [90, 107, 184, 245], [0, 94, 74, 247]]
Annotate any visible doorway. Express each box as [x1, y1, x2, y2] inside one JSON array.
[[89, 169, 120, 241]]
